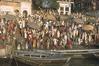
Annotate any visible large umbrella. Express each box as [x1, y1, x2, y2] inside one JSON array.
[[82, 25, 94, 31], [44, 14, 56, 21]]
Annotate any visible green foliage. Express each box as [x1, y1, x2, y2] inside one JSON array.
[[0, 40, 4, 45], [32, 0, 59, 10], [50, 0, 59, 9], [32, 0, 42, 9]]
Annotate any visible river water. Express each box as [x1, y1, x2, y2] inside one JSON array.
[[69, 58, 99, 66], [0, 57, 99, 66]]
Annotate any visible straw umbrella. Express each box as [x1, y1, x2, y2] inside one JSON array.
[[43, 14, 56, 21], [82, 25, 94, 31]]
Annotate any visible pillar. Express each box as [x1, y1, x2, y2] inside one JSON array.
[[58, 7, 61, 15], [64, 5, 66, 15], [68, 4, 71, 15]]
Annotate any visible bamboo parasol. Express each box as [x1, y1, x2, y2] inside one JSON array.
[[82, 25, 94, 31], [43, 14, 56, 21]]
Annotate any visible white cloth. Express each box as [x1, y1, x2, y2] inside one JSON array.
[[88, 35, 92, 42], [64, 35, 67, 44], [19, 21, 23, 29], [57, 31, 60, 38], [3, 27, 6, 34], [24, 30, 27, 38], [0, 30, 1, 34], [22, 20, 25, 28], [53, 38, 58, 45]]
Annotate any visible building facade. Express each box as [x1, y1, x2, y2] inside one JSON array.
[[74, 0, 99, 12], [0, 0, 32, 15], [57, 0, 74, 15]]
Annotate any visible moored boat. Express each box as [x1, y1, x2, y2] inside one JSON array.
[[14, 50, 71, 66]]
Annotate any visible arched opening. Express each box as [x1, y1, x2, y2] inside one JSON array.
[[23, 10, 28, 18]]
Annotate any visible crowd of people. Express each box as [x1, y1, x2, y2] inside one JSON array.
[[0, 10, 99, 50]]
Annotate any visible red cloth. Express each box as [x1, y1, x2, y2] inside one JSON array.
[[0, 45, 6, 49], [0, 35, 2, 39], [67, 39, 72, 49], [2, 35, 6, 40], [0, 35, 6, 40]]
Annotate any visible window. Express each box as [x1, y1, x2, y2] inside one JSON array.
[[60, 7, 64, 10], [65, 7, 69, 11]]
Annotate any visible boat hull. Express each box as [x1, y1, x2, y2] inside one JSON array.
[[94, 54, 99, 58], [14, 56, 69, 66]]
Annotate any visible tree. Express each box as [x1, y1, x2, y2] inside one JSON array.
[[32, 0, 42, 9], [32, 0, 59, 10]]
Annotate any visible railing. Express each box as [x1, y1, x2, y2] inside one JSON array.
[[14, 49, 99, 57]]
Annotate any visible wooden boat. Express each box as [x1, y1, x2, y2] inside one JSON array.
[[14, 49, 99, 66], [14, 50, 71, 66]]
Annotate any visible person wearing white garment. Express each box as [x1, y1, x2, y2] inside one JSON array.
[[75, 29, 78, 36], [2, 27, 6, 34], [22, 19, 26, 28], [51, 27, 57, 37], [53, 38, 58, 49], [19, 20, 23, 29], [88, 35, 92, 44], [24, 29, 27, 39], [73, 29, 76, 38], [17, 44, 21, 50], [63, 34, 68, 48], [78, 37, 82, 45], [84, 32, 88, 44], [64, 34, 67, 44], [0, 19, 5, 28], [57, 30, 60, 38]]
